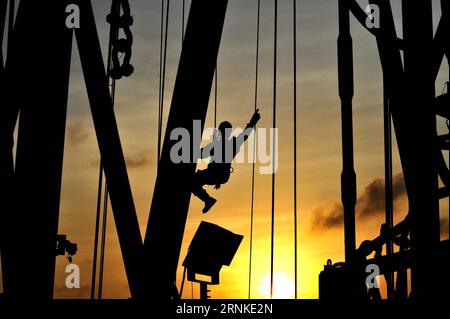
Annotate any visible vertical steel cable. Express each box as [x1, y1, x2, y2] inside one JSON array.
[[157, 0, 164, 170], [92, 0, 120, 299], [214, 68, 218, 128], [270, 0, 278, 300], [383, 75, 394, 300], [7, 0, 14, 51], [90, 163, 103, 299], [98, 7, 120, 297], [248, 0, 260, 300], [293, 0, 298, 300], [157, 0, 170, 168], [182, 0, 185, 39]]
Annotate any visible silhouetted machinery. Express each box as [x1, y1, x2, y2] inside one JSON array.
[[183, 221, 243, 299], [320, 0, 450, 301], [320, 217, 449, 300], [56, 234, 78, 263]]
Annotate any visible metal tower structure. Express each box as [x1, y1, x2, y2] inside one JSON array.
[[320, 0, 449, 300]]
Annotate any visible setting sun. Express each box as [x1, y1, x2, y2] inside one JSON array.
[[259, 273, 295, 299]]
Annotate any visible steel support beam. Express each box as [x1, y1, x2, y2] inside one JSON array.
[[402, 0, 441, 299], [346, 0, 445, 299], [383, 77, 394, 299], [143, 0, 228, 298], [366, 0, 441, 299], [1, 0, 73, 297], [74, 0, 145, 298], [338, 0, 357, 263]]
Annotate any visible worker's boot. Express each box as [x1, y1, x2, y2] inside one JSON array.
[[202, 197, 217, 214]]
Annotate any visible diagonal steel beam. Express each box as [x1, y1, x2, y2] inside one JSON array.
[[143, 0, 229, 299], [74, 0, 145, 298]]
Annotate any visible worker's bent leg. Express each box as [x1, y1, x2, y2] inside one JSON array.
[[192, 187, 211, 202], [192, 169, 217, 213], [192, 169, 213, 202]]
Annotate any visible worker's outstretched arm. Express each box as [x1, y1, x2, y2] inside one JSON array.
[[237, 109, 261, 144], [247, 109, 261, 129]]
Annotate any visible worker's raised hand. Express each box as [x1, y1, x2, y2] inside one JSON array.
[[249, 109, 261, 127]]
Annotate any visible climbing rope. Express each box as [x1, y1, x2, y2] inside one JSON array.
[[248, 0, 260, 300], [270, 0, 278, 300], [214, 67, 218, 128]]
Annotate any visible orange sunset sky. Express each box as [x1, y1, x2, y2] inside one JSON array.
[[1, 0, 448, 299]]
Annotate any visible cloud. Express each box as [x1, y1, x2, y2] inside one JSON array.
[[125, 153, 151, 168], [356, 178, 385, 218], [311, 173, 407, 232], [67, 121, 90, 146], [357, 173, 406, 218], [91, 152, 152, 170], [310, 200, 344, 232]]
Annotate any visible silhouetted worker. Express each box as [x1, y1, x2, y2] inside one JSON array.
[[192, 109, 261, 213]]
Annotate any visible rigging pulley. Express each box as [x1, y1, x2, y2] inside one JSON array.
[[106, 0, 134, 80]]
